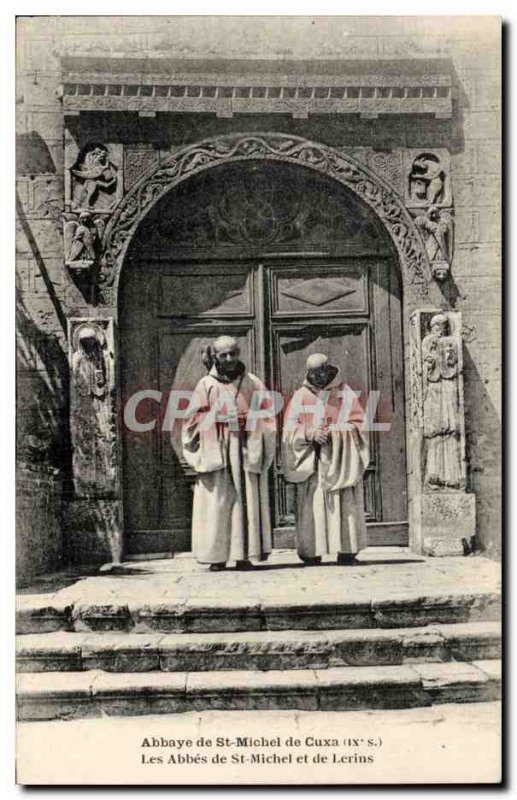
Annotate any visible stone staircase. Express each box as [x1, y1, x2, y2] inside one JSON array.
[[16, 550, 502, 721]]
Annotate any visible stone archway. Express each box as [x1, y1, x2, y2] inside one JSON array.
[[102, 133, 436, 558], [71, 132, 472, 562]]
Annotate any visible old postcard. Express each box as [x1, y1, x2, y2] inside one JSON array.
[[15, 14, 502, 785]]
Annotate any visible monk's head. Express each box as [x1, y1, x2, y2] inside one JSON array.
[[211, 335, 242, 378], [306, 353, 339, 390]]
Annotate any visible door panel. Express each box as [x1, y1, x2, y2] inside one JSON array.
[[120, 256, 407, 555], [272, 266, 368, 316], [121, 260, 259, 555], [271, 321, 378, 527], [267, 260, 406, 543], [159, 269, 253, 317]]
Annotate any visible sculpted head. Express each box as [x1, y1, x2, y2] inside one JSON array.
[[77, 325, 103, 358], [211, 335, 242, 377], [429, 313, 449, 337], [83, 143, 109, 167]]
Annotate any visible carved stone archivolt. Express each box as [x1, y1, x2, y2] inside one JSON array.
[[123, 145, 160, 192], [136, 161, 386, 252], [404, 149, 454, 283], [98, 133, 432, 305], [68, 318, 117, 498]]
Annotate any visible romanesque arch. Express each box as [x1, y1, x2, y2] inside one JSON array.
[[72, 132, 468, 559], [98, 132, 433, 308]]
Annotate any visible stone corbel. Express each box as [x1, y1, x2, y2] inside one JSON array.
[[409, 309, 475, 556], [404, 149, 454, 283]]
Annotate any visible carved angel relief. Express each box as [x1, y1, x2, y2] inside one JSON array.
[[64, 212, 105, 269]]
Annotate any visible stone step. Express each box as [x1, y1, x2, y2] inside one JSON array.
[[16, 621, 502, 673], [16, 589, 501, 635], [16, 660, 501, 721]]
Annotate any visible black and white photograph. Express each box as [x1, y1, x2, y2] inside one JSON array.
[[13, 12, 502, 785]]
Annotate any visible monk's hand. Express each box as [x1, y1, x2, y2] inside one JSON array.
[[312, 428, 330, 445], [218, 406, 238, 426]]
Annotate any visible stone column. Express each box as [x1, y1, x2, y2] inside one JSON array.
[[409, 309, 476, 556], [67, 317, 123, 565]]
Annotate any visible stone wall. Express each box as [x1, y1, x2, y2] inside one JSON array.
[[16, 465, 64, 588], [16, 16, 502, 572]]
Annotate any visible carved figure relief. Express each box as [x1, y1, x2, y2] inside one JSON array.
[[69, 319, 117, 497], [421, 313, 463, 490], [63, 212, 105, 269], [70, 143, 121, 214], [63, 142, 122, 293], [405, 149, 453, 282], [407, 152, 452, 208], [412, 206, 453, 281]]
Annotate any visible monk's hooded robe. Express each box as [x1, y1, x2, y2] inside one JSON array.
[[282, 379, 369, 559], [182, 364, 276, 564]]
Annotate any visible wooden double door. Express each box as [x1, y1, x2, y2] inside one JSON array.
[[120, 255, 408, 556]]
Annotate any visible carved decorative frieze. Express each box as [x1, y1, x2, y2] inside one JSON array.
[[123, 146, 160, 191], [405, 149, 454, 282], [61, 75, 452, 119], [68, 318, 118, 498], [334, 148, 405, 198], [409, 309, 475, 556], [98, 133, 432, 305], [368, 150, 405, 198]]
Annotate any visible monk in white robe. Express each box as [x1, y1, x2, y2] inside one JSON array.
[[182, 336, 276, 571], [282, 354, 369, 566]]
